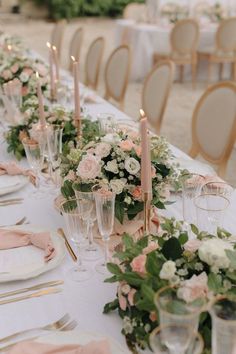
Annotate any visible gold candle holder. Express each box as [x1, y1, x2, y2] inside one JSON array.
[[143, 192, 152, 236]]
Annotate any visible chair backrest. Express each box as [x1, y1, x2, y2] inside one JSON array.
[[216, 17, 236, 52], [123, 3, 147, 21], [104, 45, 131, 110], [170, 19, 199, 55], [84, 37, 105, 91], [189, 82, 236, 177], [142, 60, 174, 135], [69, 27, 83, 72], [51, 20, 66, 60]]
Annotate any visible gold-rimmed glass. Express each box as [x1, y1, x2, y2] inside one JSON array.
[[201, 181, 234, 200], [150, 324, 204, 354], [209, 296, 236, 354], [194, 193, 229, 235]]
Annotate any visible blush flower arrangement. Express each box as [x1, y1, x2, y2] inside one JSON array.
[[103, 218, 236, 353], [60, 129, 183, 225]]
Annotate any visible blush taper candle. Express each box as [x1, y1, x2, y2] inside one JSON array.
[[36, 72, 46, 128], [140, 109, 152, 199]]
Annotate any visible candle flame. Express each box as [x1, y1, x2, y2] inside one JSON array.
[[36, 71, 39, 79], [52, 45, 57, 51], [7, 44, 12, 51], [46, 42, 51, 49], [140, 109, 146, 119], [71, 56, 75, 62]]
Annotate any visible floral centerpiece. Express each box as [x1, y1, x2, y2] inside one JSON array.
[[60, 129, 183, 233], [104, 218, 236, 352]]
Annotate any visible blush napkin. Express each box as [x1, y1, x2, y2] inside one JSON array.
[[0, 229, 56, 262], [0, 162, 36, 185], [8, 339, 111, 354]]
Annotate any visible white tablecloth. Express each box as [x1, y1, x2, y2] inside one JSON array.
[[114, 20, 233, 81], [1, 69, 236, 351]]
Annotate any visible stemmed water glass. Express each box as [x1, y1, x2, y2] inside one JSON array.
[[201, 181, 234, 200], [22, 138, 46, 197], [61, 198, 93, 282], [46, 124, 63, 191], [93, 184, 116, 275], [73, 185, 102, 261], [150, 324, 204, 354]]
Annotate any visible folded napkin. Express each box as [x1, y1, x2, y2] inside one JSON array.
[[0, 162, 36, 186], [8, 339, 111, 354], [0, 229, 55, 262]]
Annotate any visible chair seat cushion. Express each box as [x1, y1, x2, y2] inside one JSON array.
[[198, 47, 236, 58]]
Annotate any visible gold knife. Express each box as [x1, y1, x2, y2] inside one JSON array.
[[57, 228, 77, 262], [0, 280, 64, 299], [0, 287, 62, 306]]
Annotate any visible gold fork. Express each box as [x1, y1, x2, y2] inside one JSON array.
[[0, 313, 70, 344], [0, 319, 78, 352]]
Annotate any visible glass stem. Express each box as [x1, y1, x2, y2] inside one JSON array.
[[88, 222, 94, 247], [77, 244, 82, 268], [104, 238, 109, 265]]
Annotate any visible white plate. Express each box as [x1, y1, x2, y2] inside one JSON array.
[[0, 175, 28, 196], [175, 157, 217, 176], [37, 330, 131, 354], [0, 225, 65, 282]]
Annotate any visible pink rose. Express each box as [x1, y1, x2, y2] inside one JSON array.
[[143, 241, 159, 255], [118, 282, 127, 311], [134, 145, 141, 157], [149, 311, 157, 322], [23, 67, 33, 76], [128, 288, 136, 306], [11, 63, 19, 74], [119, 140, 134, 151], [77, 154, 101, 180], [177, 272, 209, 303], [131, 254, 147, 275], [184, 239, 202, 253], [132, 186, 142, 201], [1, 70, 12, 80]]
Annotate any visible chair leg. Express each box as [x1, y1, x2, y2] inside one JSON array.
[[219, 63, 223, 81], [207, 62, 212, 87], [179, 65, 184, 83], [191, 62, 197, 90], [218, 162, 227, 179], [233, 62, 236, 81], [188, 145, 198, 158]]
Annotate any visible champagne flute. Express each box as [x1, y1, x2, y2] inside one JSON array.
[[61, 198, 93, 282], [93, 184, 115, 275]]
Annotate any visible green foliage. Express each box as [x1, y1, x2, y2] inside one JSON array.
[[31, 0, 145, 19]]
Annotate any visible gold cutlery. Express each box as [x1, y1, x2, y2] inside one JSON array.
[[0, 287, 62, 306], [0, 313, 70, 344], [0, 201, 22, 207], [0, 319, 78, 352], [57, 228, 77, 262], [0, 198, 24, 203], [0, 280, 64, 299]]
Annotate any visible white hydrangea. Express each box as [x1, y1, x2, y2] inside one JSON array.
[[19, 71, 29, 83], [198, 238, 233, 272], [124, 157, 140, 175], [105, 160, 119, 174], [160, 260, 176, 280]]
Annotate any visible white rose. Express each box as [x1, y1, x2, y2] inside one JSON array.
[[124, 158, 140, 175], [110, 178, 126, 194], [76, 154, 101, 180], [19, 72, 29, 83], [102, 133, 121, 144], [95, 142, 111, 158], [160, 261, 176, 280], [198, 238, 233, 271], [198, 239, 233, 271], [105, 160, 119, 174]]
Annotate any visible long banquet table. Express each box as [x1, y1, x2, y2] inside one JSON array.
[[1, 48, 236, 352]]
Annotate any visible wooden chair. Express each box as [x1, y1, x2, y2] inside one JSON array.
[[153, 19, 199, 88], [104, 45, 131, 111], [84, 37, 105, 91], [197, 18, 236, 86], [123, 2, 147, 22], [142, 60, 175, 135], [69, 27, 83, 72], [189, 81, 236, 178], [51, 19, 66, 61]]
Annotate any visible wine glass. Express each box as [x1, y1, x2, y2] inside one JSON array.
[[201, 181, 234, 201], [93, 184, 116, 275], [60, 198, 93, 282], [22, 138, 46, 198], [73, 185, 102, 261], [154, 286, 206, 331], [210, 296, 236, 354], [194, 193, 229, 235], [46, 124, 63, 191], [150, 324, 204, 354]]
